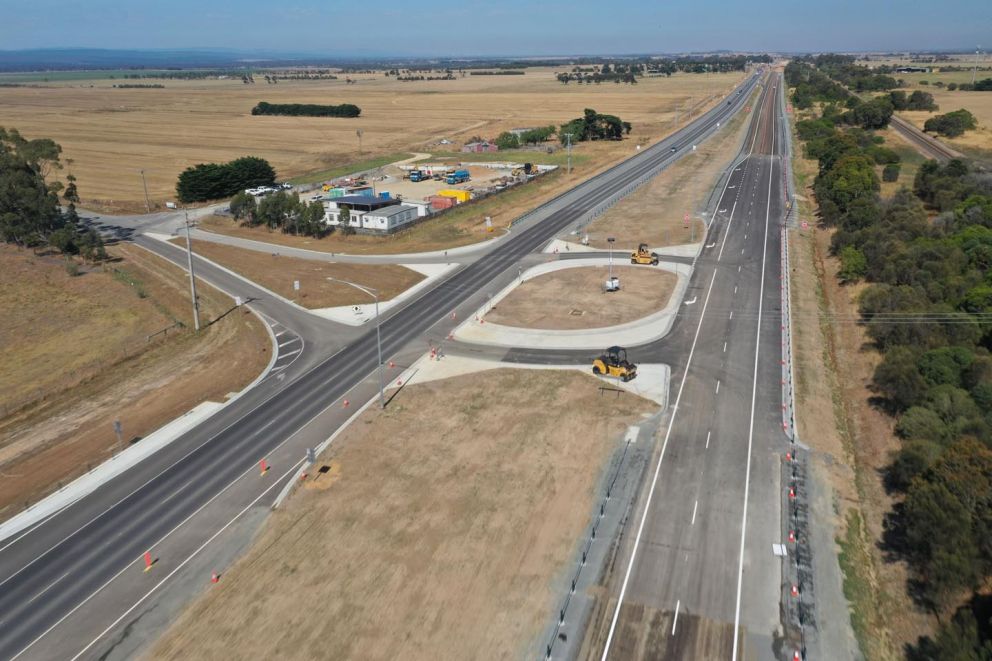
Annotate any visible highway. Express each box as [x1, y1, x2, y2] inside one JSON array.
[[590, 72, 788, 660], [0, 72, 763, 660]]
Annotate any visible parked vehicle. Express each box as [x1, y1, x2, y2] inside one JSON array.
[[409, 170, 430, 182], [445, 169, 470, 185]]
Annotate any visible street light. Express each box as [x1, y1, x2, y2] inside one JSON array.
[[607, 237, 615, 281], [183, 207, 201, 332], [327, 277, 384, 408]]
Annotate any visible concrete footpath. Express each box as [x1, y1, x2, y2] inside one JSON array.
[[452, 257, 691, 350]]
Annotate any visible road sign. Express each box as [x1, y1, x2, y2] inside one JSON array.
[[293, 280, 300, 291]]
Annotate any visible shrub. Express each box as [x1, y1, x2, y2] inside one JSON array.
[[251, 102, 360, 118], [882, 163, 901, 182], [924, 109, 978, 138], [176, 156, 276, 203]]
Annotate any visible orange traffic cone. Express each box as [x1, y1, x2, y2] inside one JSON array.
[[211, 571, 220, 584]]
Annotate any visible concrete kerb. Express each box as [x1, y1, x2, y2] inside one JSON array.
[[0, 246, 284, 545], [147, 232, 456, 327], [450, 258, 690, 350], [310, 262, 460, 326]]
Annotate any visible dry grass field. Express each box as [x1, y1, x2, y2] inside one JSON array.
[[0, 69, 744, 211], [173, 239, 424, 308], [151, 368, 654, 661], [0, 244, 269, 518], [583, 85, 756, 250], [897, 89, 992, 159], [486, 265, 676, 330]]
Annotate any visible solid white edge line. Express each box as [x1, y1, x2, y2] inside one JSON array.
[[671, 599, 681, 636], [730, 73, 778, 661], [67, 459, 304, 661]]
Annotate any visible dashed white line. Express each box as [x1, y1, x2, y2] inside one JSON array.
[[715, 380, 721, 394], [705, 430, 711, 448], [691, 501, 698, 525], [729, 310, 734, 320], [723, 341, 728, 352], [26, 571, 69, 606], [672, 600, 681, 635]]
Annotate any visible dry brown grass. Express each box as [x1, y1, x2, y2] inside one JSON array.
[[583, 86, 755, 250], [173, 238, 423, 307], [0, 244, 270, 518], [897, 89, 992, 158], [485, 265, 675, 330], [0, 69, 744, 211], [151, 368, 654, 661]]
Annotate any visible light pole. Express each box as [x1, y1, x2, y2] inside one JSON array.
[[356, 128, 364, 154], [328, 277, 384, 408], [607, 236, 615, 281], [973, 47, 982, 85], [139, 169, 151, 213], [183, 208, 201, 332], [564, 132, 573, 175]]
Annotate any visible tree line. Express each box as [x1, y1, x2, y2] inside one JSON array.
[[176, 156, 276, 203], [791, 84, 992, 657], [560, 108, 631, 142], [250, 102, 361, 117], [0, 127, 106, 262], [494, 126, 556, 149], [228, 191, 331, 239]]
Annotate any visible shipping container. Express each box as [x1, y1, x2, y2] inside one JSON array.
[[437, 189, 472, 203], [429, 195, 456, 210]]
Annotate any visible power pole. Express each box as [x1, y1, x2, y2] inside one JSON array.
[[973, 47, 982, 85], [139, 169, 151, 213], [357, 128, 364, 154], [183, 208, 201, 332], [564, 132, 573, 175]]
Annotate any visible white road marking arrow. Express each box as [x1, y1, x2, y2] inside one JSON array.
[[684, 297, 697, 305], [705, 242, 717, 248]]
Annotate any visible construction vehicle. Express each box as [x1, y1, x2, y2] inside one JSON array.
[[592, 346, 637, 381], [445, 169, 471, 185], [630, 243, 659, 265]]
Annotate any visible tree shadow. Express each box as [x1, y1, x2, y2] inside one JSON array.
[[880, 501, 939, 611]]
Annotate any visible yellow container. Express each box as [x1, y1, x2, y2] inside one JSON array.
[[437, 189, 471, 203]]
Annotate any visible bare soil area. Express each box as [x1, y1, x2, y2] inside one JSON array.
[[788, 123, 934, 658], [485, 265, 676, 330], [151, 368, 654, 661], [0, 70, 743, 211], [583, 87, 757, 250], [0, 244, 269, 519], [173, 239, 424, 307]]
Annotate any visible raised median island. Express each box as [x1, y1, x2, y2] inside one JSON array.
[[485, 265, 676, 330]]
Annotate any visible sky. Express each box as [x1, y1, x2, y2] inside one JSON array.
[[1, 0, 989, 56]]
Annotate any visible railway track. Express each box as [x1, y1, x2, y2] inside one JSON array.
[[890, 114, 961, 161]]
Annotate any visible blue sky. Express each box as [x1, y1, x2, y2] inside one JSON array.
[[1, 0, 989, 55]]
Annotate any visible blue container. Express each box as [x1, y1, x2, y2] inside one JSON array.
[[380, 192, 390, 199]]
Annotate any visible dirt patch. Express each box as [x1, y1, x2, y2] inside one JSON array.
[[485, 265, 676, 330], [172, 239, 424, 308], [0, 244, 269, 519], [583, 88, 756, 250], [151, 368, 655, 661], [787, 119, 935, 658]]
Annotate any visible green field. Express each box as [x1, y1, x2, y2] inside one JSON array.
[[895, 69, 992, 87]]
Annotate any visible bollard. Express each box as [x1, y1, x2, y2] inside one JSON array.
[[211, 571, 220, 584], [260, 459, 268, 476], [144, 551, 154, 572], [343, 399, 350, 408]]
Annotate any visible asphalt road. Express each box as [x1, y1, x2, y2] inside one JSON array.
[[0, 71, 763, 660], [573, 73, 789, 660]]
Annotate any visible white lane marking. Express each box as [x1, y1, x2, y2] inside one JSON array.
[[280, 348, 302, 358], [672, 600, 681, 635], [278, 339, 299, 348], [741, 248, 745, 255], [600, 80, 763, 661], [706, 431, 711, 448], [716, 380, 721, 394], [275, 330, 286, 338], [744, 234, 748, 240], [61, 460, 305, 661], [732, 75, 778, 661], [729, 311, 734, 320], [734, 286, 738, 294], [691, 501, 698, 525], [738, 265, 742, 272], [723, 341, 728, 352], [26, 571, 69, 606], [600, 270, 721, 660]]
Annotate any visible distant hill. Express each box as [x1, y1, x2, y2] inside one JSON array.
[[0, 48, 322, 72]]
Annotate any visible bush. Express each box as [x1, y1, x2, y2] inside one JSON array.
[[64, 259, 80, 277], [882, 163, 901, 182], [924, 109, 978, 138], [176, 156, 276, 203], [494, 131, 519, 150], [251, 102, 360, 118]]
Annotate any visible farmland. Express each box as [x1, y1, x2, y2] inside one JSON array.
[[0, 69, 745, 212]]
